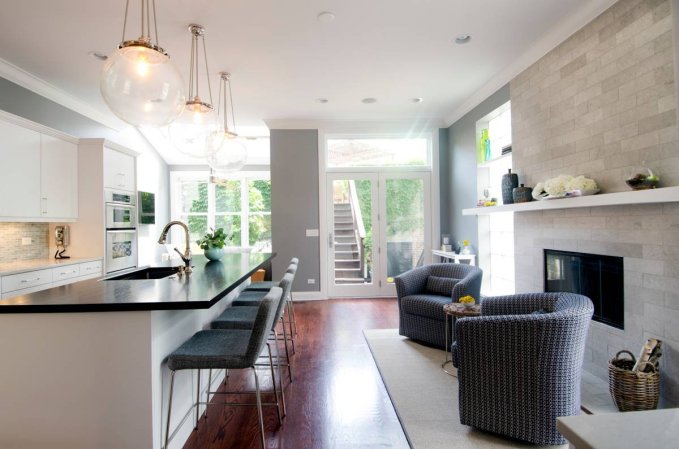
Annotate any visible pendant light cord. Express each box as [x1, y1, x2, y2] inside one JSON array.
[[121, 0, 130, 43], [202, 36, 214, 107], [120, 0, 159, 45], [228, 77, 236, 130]]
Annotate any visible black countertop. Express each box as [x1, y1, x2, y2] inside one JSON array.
[[0, 252, 274, 313]]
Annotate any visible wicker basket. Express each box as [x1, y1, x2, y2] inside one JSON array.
[[608, 350, 660, 411]]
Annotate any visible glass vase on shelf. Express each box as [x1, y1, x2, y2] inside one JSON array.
[[460, 240, 471, 255]]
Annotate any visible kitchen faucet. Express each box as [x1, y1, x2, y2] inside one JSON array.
[[157, 221, 192, 274]]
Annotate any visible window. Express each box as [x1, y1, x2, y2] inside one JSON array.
[[171, 172, 271, 253], [326, 137, 430, 168]]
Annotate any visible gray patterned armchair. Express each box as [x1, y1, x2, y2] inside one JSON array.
[[452, 292, 593, 445], [394, 263, 482, 348]]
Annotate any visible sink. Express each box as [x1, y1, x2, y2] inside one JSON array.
[[103, 266, 182, 281]]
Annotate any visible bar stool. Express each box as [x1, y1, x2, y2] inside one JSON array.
[[248, 261, 299, 342], [236, 268, 298, 355], [164, 287, 283, 449], [212, 275, 294, 385], [247, 258, 298, 291]]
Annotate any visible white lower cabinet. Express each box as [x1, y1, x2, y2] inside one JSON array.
[[1, 260, 102, 299]]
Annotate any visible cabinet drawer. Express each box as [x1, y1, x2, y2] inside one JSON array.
[[79, 261, 102, 277], [51, 265, 81, 282], [2, 269, 53, 293], [1, 284, 52, 299]]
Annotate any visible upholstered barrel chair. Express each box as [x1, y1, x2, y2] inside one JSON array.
[[394, 263, 482, 348], [452, 292, 593, 445]]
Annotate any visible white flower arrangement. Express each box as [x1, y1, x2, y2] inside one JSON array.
[[533, 174, 599, 200]]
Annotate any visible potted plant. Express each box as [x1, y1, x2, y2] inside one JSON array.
[[196, 227, 230, 261]]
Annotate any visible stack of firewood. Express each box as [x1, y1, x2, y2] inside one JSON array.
[[632, 338, 662, 372]]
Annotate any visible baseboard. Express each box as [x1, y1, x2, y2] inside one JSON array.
[[291, 291, 326, 301]]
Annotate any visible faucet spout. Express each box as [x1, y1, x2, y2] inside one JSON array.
[[158, 220, 192, 270]]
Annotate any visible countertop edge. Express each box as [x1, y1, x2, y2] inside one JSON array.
[[0, 253, 275, 313]]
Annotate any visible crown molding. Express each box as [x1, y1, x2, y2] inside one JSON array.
[[444, 0, 618, 127], [265, 117, 445, 131], [0, 56, 124, 132], [0, 109, 78, 143]]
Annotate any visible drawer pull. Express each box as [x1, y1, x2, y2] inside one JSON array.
[[20, 278, 41, 283], [60, 270, 77, 275]]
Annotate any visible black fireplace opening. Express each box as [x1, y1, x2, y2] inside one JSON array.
[[544, 249, 624, 330]]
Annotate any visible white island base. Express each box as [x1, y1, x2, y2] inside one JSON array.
[[0, 290, 240, 449]]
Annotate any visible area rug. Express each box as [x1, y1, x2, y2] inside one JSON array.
[[364, 329, 566, 449]]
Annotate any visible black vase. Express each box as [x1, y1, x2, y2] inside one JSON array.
[[513, 184, 533, 203], [502, 169, 518, 204]]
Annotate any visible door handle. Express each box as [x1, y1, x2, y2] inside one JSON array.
[[328, 232, 333, 248]]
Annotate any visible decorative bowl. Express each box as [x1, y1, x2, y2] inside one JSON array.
[[624, 166, 659, 190], [462, 302, 475, 309]]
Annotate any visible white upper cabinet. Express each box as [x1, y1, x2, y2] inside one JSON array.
[[104, 147, 136, 192], [40, 135, 78, 219], [0, 120, 41, 217], [0, 115, 79, 221]]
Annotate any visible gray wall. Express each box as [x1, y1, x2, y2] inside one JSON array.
[[0, 77, 119, 139], [447, 84, 510, 252], [270, 129, 320, 292]]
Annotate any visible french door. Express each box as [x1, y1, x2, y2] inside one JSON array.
[[326, 172, 431, 297]]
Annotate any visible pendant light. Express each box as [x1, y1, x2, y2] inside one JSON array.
[[167, 24, 224, 159], [100, 0, 186, 127], [207, 72, 247, 174]]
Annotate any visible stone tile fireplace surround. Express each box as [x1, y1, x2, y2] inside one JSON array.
[[510, 0, 679, 406]]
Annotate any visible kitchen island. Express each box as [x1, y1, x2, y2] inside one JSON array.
[[0, 252, 274, 449]]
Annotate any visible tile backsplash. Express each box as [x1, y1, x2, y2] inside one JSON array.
[[0, 223, 49, 263]]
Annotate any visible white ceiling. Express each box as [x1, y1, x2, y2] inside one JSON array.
[[0, 0, 614, 162]]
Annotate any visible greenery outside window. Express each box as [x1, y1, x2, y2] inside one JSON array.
[[171, 172, 271, 253]]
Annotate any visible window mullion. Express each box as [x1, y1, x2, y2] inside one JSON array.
[[208, 181, 216, 229], [241, 178, 249, 248]]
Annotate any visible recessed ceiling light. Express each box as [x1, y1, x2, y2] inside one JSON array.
[[316, 98, 329, 103], [88, 51, 108, 61], [454, 34, 471, 45], [361, 97, 377, 104], [317, 11, 335, 23], [412, 97, 424, 103]]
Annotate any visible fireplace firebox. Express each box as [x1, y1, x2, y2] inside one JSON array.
[[544, 249, 624, 329]]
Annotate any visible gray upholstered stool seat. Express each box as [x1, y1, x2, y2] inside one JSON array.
[[211, 307, 258, 330], [168, 329, 253, 371], [232, 290, 267, 306], [247, 280, 279, 291], [247, 260, 297, 292]]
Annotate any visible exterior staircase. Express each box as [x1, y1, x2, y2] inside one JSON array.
[[333, 202, 364, 284]]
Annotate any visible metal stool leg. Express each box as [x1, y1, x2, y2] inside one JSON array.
[[252, 367, 266, 449], [164, 371, 175, 449], [195, 369, 201, 429], [272, 329, 287, 416], [279, 317, 293, 382], [206, 369, 212, 419], [289, 292, 298, 336], [266, 342, 282, 424]]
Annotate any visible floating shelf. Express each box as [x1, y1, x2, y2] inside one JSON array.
[[477, 152, 512, 168], [462, 186, 679, 215]]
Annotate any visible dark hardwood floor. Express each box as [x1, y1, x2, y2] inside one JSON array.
[[183, 298, 411, 449]]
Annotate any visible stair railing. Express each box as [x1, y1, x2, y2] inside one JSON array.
[[348, 180, 367, 279]]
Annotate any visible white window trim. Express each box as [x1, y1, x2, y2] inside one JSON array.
[[317, 126, 440, 298], [170, 170, 271, 251]]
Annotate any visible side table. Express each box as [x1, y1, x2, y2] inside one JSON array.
[[442, 302, 481, 376]]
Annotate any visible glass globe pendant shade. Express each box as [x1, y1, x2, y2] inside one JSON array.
[[100, 43, 186, 127], [167, 99, 224, 158], [208, 138, 247, 174]]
